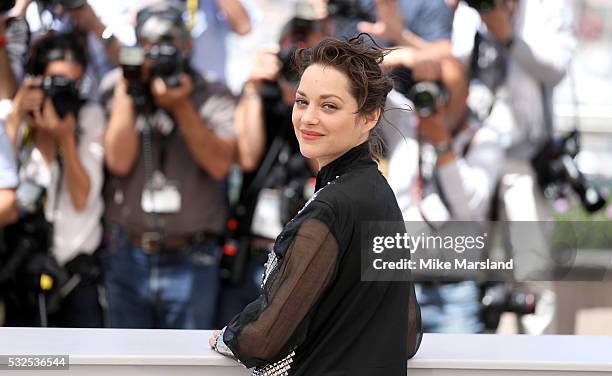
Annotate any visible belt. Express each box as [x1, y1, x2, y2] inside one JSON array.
[[126, 231, 217, 253]]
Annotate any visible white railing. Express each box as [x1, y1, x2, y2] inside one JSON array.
[[0, 328, 611, 375]]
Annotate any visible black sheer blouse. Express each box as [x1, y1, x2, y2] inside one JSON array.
[[216, 142, 422, 375]]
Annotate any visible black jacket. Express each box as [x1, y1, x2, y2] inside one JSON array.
[[222, 142, 422, 375]]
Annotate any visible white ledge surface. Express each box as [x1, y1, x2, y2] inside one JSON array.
[[0, 328, 610, 373]]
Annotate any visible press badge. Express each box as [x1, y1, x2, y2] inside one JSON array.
[[141, 171, 182, 213]]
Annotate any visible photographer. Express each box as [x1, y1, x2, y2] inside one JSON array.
[[218, 14, 325, 326], [101, 2, 236, 329], [18, 0, 123, 101], [383, 55, 504, 332], [2, 31, 105, 327], [452, 0, 577, 334], [0, 125, 18, 227]]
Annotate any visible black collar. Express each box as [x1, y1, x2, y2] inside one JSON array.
[[315, 142, 375, 190]]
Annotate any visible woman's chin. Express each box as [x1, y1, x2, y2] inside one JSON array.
[[298, 145, 320, 160]]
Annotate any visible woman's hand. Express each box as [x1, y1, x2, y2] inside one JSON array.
[[209, 329, 222, 350]]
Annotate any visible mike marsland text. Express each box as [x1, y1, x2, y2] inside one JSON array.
[[372, 258, 514, 271]]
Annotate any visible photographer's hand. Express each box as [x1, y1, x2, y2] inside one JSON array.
[[480, 2, 514, 46], [33, 98, 90, 211], [247, 45, 281, 92], [33, 98, 76, 142], [162, 75, 235, 181], [151, 74, 194, 110], [418, 111, 455, 167], [5, 77, 43, 148]]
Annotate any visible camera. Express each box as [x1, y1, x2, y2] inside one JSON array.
[[119, 46, 152, 112], [148, 42, 185, 88], [119, 42, 185, 112], [0, 0, 15, 13], [119, 42, 185, 110], [532, 130, 607, 213], [327, 0, 375, 22], [464, 0, 496, 13], [41, 75, 83, 119], [480, 283, 536, 330], [37, 0, 86, 10], [391, 67, 449, 117], [0, 206, 66, 323], [278, 45, 299, 86]]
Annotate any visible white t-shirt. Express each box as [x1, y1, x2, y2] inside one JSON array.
[[18, 103, 105, 265], [383, 91, 503, 223]]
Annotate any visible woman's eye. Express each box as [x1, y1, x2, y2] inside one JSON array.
[[295, 98, 307, 106], [322, 103, 337, 110]]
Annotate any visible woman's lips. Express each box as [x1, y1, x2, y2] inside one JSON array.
[[301, 130, 324, 141]]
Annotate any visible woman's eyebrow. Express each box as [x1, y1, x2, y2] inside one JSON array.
[[320, 94, 344, 103], [296, 90, 344, 103]]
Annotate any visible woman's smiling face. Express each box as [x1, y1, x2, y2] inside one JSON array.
[[292, 63, 378, 168]]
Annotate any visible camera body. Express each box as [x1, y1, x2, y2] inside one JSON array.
[[391, 67, 449, 117], [119, 42, 186, 111], [480, 283, 536, 330], [464, 0, 497, 13], [0, 207, 64, 319], [532, 130, 607, 213], [148, 42, 185, 88], [278, 45, 299, 86], [41, 75, 83, 119]]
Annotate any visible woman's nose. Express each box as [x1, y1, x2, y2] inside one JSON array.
[[301, 105, 319, 125]]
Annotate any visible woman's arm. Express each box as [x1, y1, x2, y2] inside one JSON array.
[[214, 213, 339, 368], [407, 283, 422, 359]]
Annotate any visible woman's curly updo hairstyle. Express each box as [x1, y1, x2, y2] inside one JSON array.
[[292, 34, 393, 159]]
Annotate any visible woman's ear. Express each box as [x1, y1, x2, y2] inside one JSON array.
[[363, 107, 382, 133]]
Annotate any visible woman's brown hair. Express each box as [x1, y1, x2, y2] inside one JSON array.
[[292, 34, 394, 159]]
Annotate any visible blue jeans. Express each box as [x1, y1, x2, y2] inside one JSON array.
[[216, 257, 264, 327], [100, 228, 221, 329], [415, 281, 484, 333]]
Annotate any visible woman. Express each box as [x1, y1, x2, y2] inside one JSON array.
[[211, 36, 422, 375]]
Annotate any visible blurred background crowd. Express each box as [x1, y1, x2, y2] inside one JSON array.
[[0, 0, 611, 336]]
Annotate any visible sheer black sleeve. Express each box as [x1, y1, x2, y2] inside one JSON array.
[[407, 283, 423, 359], [220, 216, 339, 368]]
